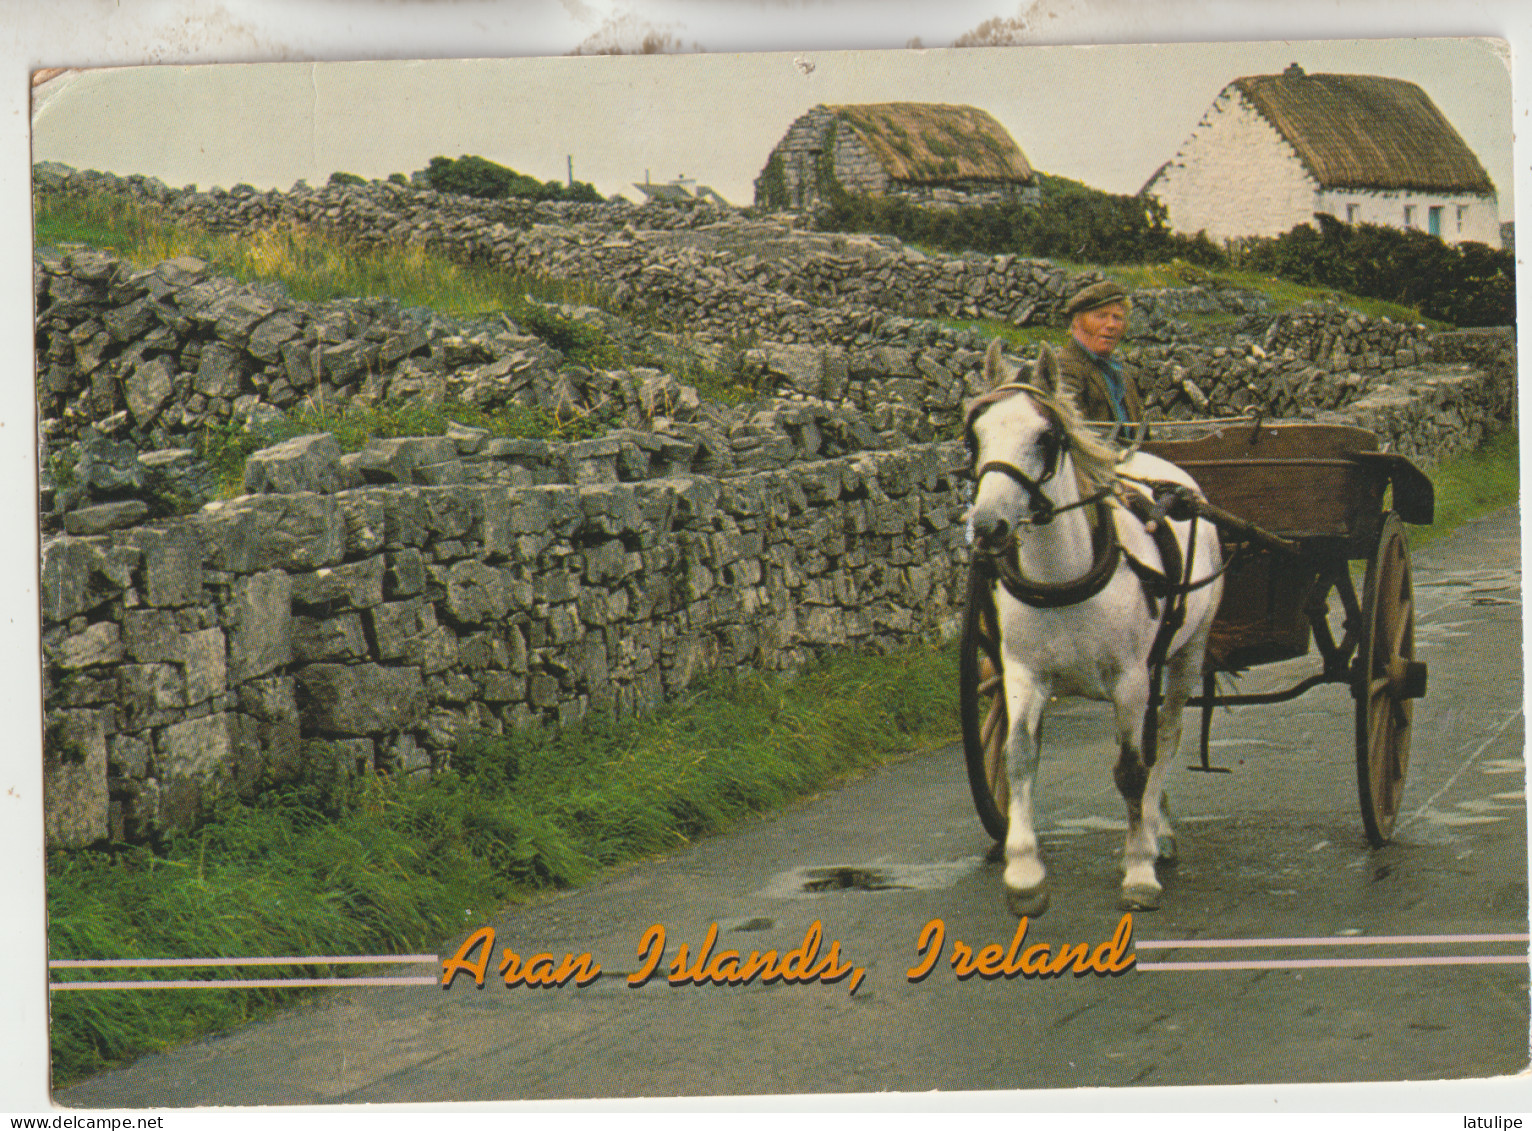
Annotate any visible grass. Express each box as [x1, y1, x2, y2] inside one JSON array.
[[1409, 427, 1519, 552], [46, 640, 962, 1086], [1091, 259, 1454, 331]]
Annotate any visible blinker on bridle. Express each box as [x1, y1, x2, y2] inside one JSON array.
[[964, 383, 1073, 526]]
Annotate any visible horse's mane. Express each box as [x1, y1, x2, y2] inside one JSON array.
[[976, 340, 1125, 494], [1044, 381, 1124, 493]]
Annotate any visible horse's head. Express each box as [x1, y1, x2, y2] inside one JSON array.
[[964, 341, 1075, 547]]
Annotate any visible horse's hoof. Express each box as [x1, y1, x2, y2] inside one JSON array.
[[1006, 883, 1051, 918], [1120, 883, 1161, 911], [1156, 834, 1179, 866]]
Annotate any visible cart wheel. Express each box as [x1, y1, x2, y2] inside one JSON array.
[[960, 560, 1009, 842], [1354, 512, 1425, 846]]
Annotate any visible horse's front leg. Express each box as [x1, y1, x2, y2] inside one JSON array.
[[1002, 669, 1050, 917], [1112, 665, 1162, 910]]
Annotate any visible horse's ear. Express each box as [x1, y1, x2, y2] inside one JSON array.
[[983, 338, 1013, 390], [1033, 344, 1060, 393]]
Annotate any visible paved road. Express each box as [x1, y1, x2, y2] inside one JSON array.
[[59, 508, 1527, 1106]]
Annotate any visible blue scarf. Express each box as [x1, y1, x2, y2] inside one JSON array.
[[1076, 337, 1129, 424]]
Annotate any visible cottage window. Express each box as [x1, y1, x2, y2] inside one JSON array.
[[1457, 205, 1469, 232], [1402, 205, 1415, 228], [1345, 204, 1359, 223]]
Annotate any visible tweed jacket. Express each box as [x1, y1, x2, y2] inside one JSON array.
[[1057, 337, 1145, 425]]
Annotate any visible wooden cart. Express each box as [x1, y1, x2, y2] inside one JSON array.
[[960, 420, 1435, 848]]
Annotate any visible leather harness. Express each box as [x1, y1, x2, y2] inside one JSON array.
[[966, 383, 1233, 765]]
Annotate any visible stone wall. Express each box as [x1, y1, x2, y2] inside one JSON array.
[[42, 440, 971, 848], [35, 162, 1098, 344]]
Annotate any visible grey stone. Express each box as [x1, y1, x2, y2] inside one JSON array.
[[296, 664, 425, 735], [244, 433, 344, 495], [63, 500, 149, 536], [122, 609, 182, 663], [293, 613, 369, 662], [246, 315, 301, 363], [290, 556, 386, 609], [444, 560, 511, 624], [195, 341, 246, 398], [199, 493, 345, 573], [44, 709, 109, 847], [125, 356, 175, 425], [157, 713, 237, 829], [228, 570, 292, 684], [180, 627, 227, 706], [55, 622, 124, 669], [368, 597, 437, 661], [125, 524, 204, 607], [335, 490, 386, 555], [213, 293, 277, 344], [361, 437, 458, 484], [117, 663, 186, 730]]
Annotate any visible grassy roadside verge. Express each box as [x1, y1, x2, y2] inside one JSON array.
[[47, 640, 962, 1086], [1408, 428, 1519, 552]]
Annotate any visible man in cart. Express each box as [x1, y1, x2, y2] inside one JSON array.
[[1058, 280, 1144, 426]]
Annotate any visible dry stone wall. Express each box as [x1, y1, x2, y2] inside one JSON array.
[[42, 440, 971, 848], [34, 162, 1100, 344]]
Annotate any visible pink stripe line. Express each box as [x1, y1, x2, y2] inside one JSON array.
[[1136, 933, 1528, 950], [50, 976, 442, 991], [49, 954, 438, 969], [1137, 955, 1528, 972]]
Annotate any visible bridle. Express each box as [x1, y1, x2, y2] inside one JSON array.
[[964, 382, 1112, 527]]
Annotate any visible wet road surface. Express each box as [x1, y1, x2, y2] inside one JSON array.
[[58, 508, 1527, 1105]]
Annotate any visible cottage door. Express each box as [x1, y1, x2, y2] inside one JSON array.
[[1428, 206, 1443, 236]]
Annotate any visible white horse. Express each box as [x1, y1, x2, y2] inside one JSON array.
[[965, 341, 1224, 915]]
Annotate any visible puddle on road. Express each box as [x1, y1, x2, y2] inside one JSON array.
[[758, 858, 983, 899]]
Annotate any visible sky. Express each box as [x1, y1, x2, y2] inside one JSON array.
[[30, 37, 1514, 217]]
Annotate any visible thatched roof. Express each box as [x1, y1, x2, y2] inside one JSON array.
[[1233, 68, 1495, 195], [826, 103, 1034, 184]]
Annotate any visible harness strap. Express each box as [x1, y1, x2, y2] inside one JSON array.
[[979, 500, 1121, 609]]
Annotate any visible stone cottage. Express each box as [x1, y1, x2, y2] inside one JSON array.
[[1143, 64, 1500, 247], [754, 102, 1038, 211]]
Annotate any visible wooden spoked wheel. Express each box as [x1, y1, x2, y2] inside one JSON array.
[[960, 560, 1010, 842], [1354, 513, 1425, 846]]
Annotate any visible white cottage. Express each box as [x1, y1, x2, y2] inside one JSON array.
[[1144, 65, 1499, 248]]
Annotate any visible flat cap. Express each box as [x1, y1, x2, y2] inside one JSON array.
[[1064, 280, 1129, 318]]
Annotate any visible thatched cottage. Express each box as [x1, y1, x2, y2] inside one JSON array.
[[755, 102, 1038, 211], [1144, 65, 1500, 247]]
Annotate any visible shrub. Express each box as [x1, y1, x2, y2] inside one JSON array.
[[326, 171, 366, 187], [817, 173, 1228, 268], [423, 155, 602, 204], [1236, 213, 1515, 327]]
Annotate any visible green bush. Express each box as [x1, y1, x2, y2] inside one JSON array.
[[326, 171, 366, 187], [817, 172, 1228, 269], [423, 155, 601, 204], [1235, 213, 1515, 327]]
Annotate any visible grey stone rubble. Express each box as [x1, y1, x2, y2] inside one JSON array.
[[34, 161, 1517, 849]]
